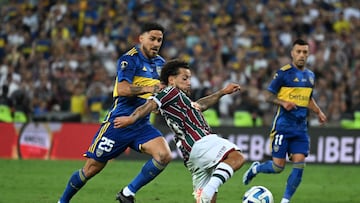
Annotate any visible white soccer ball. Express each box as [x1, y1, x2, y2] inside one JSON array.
[[242, 186, 274, 203]]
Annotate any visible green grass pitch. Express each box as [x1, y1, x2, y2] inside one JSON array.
[[0, 159, 358, 203]]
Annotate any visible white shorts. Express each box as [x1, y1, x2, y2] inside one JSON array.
[[186, 134, 240, 191]]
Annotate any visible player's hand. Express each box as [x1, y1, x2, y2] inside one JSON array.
[[222, 83, 241, 95], [317, 111, 327, 125], [191, 102, 201, 111], [153, 83, 166, 94], [113, 116, 134, 128], [281, 101, 297, 111]]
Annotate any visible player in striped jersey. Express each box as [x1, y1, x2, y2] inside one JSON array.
[[58, 22, 171, 203], [114, 59, 246, 203], [242, 39, 327, 203]]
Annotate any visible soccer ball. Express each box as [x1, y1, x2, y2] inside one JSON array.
[[242, 186, 274, 203]]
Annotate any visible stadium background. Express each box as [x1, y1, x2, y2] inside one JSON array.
[[0, 0, 359, 127], [0, 2, 359, 202], [0, 0, 360, 163]]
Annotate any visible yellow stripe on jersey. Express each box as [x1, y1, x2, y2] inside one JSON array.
[[280, 64, 292, 71], [88, 122, 111, 153], [133, 76, 160, 99], [277, 87, 312, 107], [269, 130, 277, 152], [126, 47, 137, 56], [0, 38, 5, 47], [270, 107, 281, 133], [113, 76, 119, 97]]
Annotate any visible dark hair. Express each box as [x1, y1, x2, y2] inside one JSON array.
[[160, 59, 190, 85], [292, 39, 309, 47], [140, 22, 165, 34]]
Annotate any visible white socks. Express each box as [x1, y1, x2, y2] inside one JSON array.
[[280, 198, 290, 203], [123, 186, 135, 196], [202, 162, 234, 198]]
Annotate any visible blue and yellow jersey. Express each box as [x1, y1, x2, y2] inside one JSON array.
[[0, 33, 6, 59], [103, 45, 164, 127], [35, 39, 52, 59], [268, 64, 315, 133]]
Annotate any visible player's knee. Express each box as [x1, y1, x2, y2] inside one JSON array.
[[223, 150, 245, 171], [272, 162, 285, 173], [293, 162, 305, 169], [83, 159, 106, 178], [158, 150, 172, 165]]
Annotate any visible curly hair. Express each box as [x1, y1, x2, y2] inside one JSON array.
[[160, 59, 190, 85]]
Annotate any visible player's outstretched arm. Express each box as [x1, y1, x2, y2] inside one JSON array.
[[196, 83, 240, 111], [114, 99, 158, 128]]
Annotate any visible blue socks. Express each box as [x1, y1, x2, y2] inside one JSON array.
[[128, 158, 166, 193], [59, 169, 88, 202], [255, 160, 304, 201], [257, 160, 284, 173], [283, 162, 304, 200]]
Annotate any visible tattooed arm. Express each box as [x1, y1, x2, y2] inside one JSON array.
[[114, 99, 158, 128], [117, 80, 163, 96], [264, 90, 297, 111], [196, 83, 240, 112]]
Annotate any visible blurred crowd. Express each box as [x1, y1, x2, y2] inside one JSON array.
[[0, 0, 360, 126]]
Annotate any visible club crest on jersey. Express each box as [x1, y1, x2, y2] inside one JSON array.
[[96, 148, 103, 157], [273, 73, 278, 79], [273, 145, 279, 152], [120, 61, 128, 70], [156, 66, 162, 76], [309, 77, 314, 85]]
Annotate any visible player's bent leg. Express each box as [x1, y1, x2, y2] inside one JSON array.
[[223, 150, 246, 171], [202, 150, 245, 201], [257, 160, 285, 174], [141, 136, 172, 164], [242, 161, 260, 185], [59, 158, 106, 203], [83, 158, 107, 177], [121, 136, 172, 198], [243, 157, 285, 185]]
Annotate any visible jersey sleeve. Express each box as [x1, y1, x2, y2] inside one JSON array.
[[116, 55, 137, 83], [267, 69, 284, 95], [307, 69, 315, 98], [154, 86, 180, 108]]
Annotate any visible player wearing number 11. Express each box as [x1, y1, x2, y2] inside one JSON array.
[[242, 39, 327, 203]]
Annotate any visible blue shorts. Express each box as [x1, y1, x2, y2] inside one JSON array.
[[270, 130, 310, 159], [85, 121, 162, 162]]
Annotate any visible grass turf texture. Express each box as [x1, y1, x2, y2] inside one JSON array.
[[0, 159, 358, 203]]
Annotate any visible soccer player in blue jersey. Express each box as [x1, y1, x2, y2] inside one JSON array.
[[58, 22, 172, 203], [242, 39, 327, 203], [113, 59, 246, 203]]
